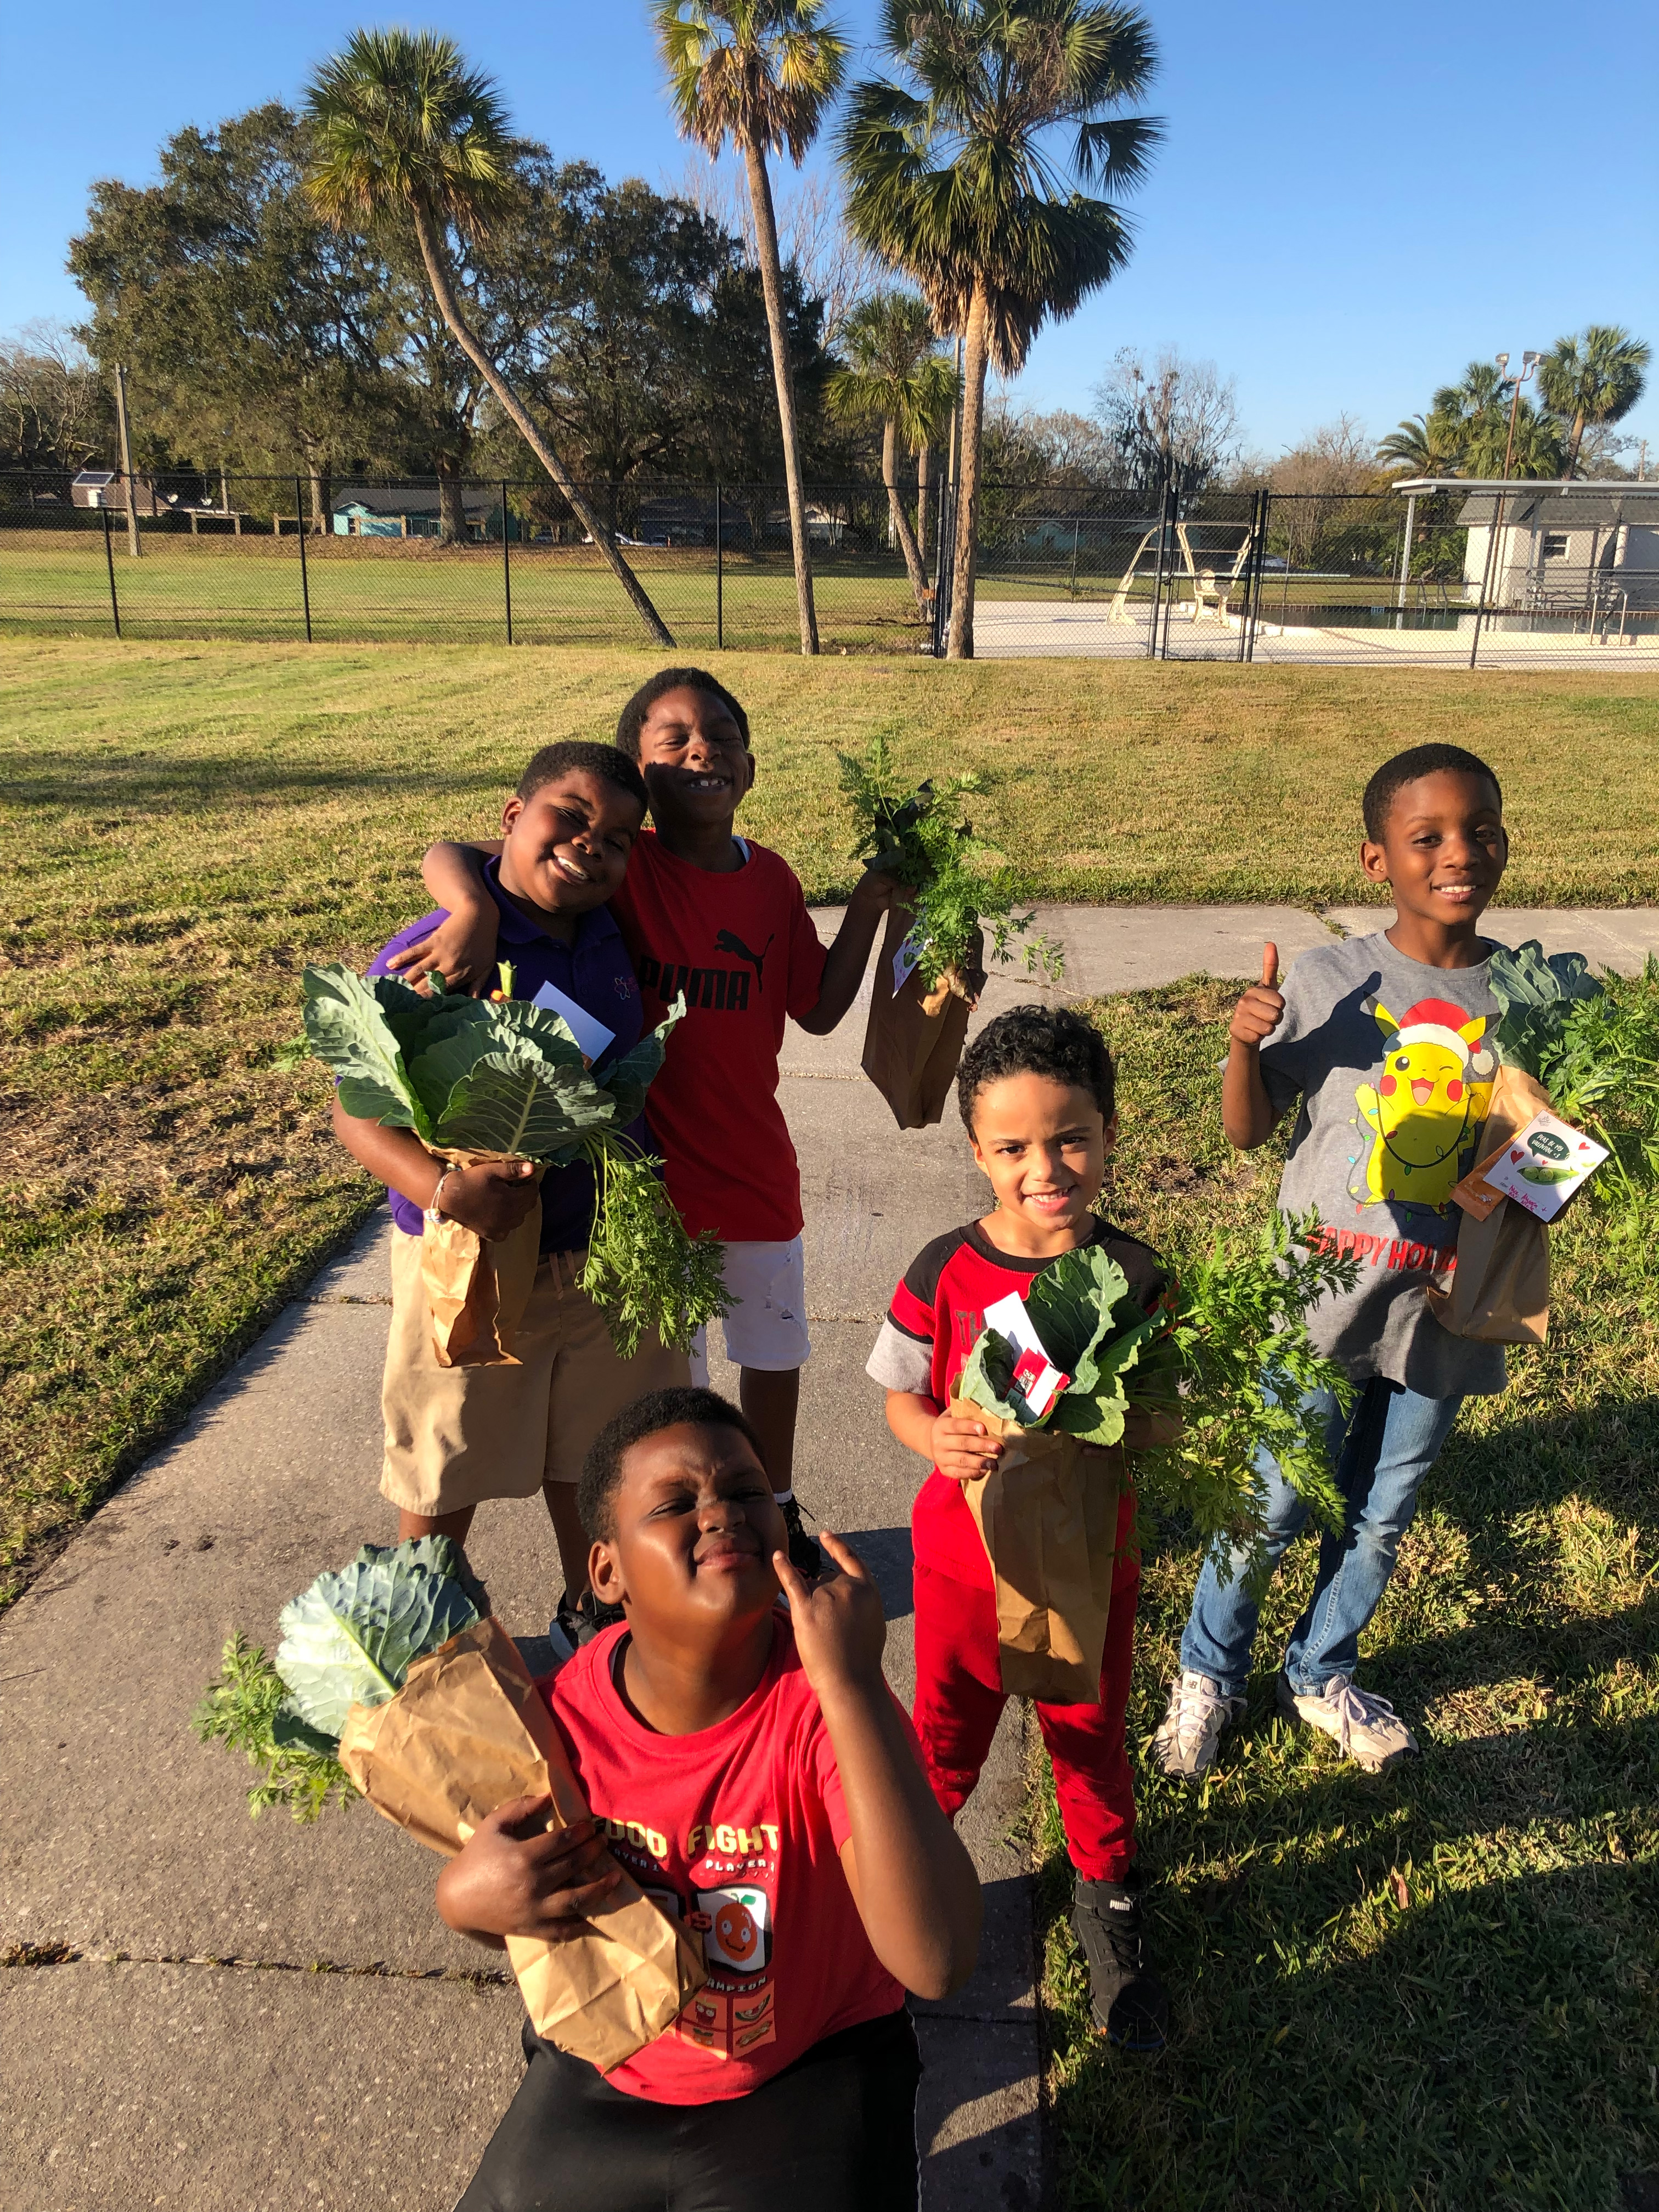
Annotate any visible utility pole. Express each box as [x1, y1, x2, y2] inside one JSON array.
[[114, 364, 142, 558], [1469, 348, 1539, 668]]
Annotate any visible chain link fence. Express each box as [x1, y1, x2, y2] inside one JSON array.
[[6, 468, 1656, 667], [961, 482, 1659, 667]]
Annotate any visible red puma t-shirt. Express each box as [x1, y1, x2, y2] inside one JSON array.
[[610, 832, 827, 1242], [541, 1613, 906, 2102]]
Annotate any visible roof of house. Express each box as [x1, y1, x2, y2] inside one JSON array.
[[332, 484, 495, 516]]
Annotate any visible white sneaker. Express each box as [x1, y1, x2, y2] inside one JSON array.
[[1150, 1671, 1245, 1781], [1276, 1670, 1418, 1771]]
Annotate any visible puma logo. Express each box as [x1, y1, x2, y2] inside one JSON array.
[[715, 929, 774, 992]]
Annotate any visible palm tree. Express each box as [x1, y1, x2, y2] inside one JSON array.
[[1462, 396, 1562, 481], [1376, 410, 1464, 479], [654, 0, 848, 656], [840, 0, 1160, 658], [1537, 325, 1651, 477], [303, 29, 674, 646], [826, 292, 955, 611]]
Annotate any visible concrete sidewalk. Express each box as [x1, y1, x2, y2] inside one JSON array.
[[4, 901, 1656, 2212]]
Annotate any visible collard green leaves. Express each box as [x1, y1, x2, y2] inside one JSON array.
[[300, 966, 428, 1133], [1489, 939, 1604, 1079], [274, 1535, 486, 1740], [300, 963, 683, 1163]]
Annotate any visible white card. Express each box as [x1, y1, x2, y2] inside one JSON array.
[[981, 1291, 1068, 1416], [983, 1290, 1049, 1366], [892, 934, 922, 996], [1479, 1108, 1608, 1223], [530, 980, 614, 1064]]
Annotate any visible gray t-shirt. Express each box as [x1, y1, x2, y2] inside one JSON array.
[[1258, 930, 1506, 1398]]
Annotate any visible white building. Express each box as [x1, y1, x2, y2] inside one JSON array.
[[1393, 478, 1659, 618]]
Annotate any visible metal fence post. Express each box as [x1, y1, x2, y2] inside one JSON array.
[[102, 505, 121, 637], [1146, 482, 1167, 657], [1235, 489, 1259, 663], [1069, 517, 1080, 599], [1246, 490, 1270, 661], [714, 482, 723, 650], [294, 475, 312, 642], [501, 481, 513, 645]]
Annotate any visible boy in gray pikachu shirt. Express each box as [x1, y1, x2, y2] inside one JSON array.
[[1155, 743, 1510, 1780]]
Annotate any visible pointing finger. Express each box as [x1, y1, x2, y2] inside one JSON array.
[[1260, 942, 1279, 988]]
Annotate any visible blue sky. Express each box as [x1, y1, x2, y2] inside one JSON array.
[[4, 0, 1657, 461]]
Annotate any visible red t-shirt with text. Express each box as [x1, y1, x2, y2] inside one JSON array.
[[871, 1220, 1167, 1589], [611, 833, 827, 1242], [541, 1613, 905, 2103]]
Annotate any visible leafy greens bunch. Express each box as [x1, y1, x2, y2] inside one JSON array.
[[1489, 943, 1659, 1221], [837, 736, 1063, 995], [956, 1212, 1359, 1588], [193, 1536, 487, 1821], [301, 962, 729, 1356]]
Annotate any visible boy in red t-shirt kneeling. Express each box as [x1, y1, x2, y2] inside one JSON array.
[[867, 1007, 1171, 2053], [437, 1386, 981, 2212]]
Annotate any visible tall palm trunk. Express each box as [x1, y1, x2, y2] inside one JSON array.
[[407, 198, 674, 647], [742, 138, 819, 656], [946, 287, 990, 661], [881, 417, 929, 611], [916, 443, 932, 565], [1566, 409, 1587, 476]]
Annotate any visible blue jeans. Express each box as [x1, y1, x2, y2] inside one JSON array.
[[1178, 1377, 1463, 1699]]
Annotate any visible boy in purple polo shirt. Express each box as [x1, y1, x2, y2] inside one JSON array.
[[332, 741, 688, 1637]]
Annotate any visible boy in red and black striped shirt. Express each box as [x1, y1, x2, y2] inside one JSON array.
[[866, 1006, 1171, 2052]]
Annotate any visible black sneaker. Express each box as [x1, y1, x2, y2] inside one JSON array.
[[1070, 1870, 1170, 2053], [780, 1496, 821, 1576], [554, 1588, 626, 1648]]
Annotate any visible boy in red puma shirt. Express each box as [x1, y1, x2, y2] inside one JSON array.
[[437, 1386, 980, 2211], [406, 670, 897, 1579], [867, 1005, 1171, 2053]]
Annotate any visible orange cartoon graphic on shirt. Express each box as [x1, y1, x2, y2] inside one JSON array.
[[1354, 996, 1496, 1209], [714, 1897, 761, 1966]]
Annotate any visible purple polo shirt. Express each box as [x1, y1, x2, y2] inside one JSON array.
[[366, 860, 647, 1253]]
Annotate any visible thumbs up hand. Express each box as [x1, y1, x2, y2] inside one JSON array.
[[1229, 942, 1286, 1048]]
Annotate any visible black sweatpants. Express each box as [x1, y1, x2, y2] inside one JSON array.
[[455, 2008, 922, 2212]]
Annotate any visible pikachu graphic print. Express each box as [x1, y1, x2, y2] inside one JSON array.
[[1353, 994, 1497, 1210]]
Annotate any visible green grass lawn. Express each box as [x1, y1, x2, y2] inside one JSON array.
[[1034, 980, 1659, 2212], [0, 531, 928, 652]]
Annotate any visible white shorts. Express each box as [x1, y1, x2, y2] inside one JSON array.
[[690, 1236, 811, 1379]]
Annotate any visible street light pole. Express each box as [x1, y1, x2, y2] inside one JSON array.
[[1470, 348, 1539, 668]]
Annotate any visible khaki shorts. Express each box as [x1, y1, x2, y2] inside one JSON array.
[[381, 1233, 690, 1516]]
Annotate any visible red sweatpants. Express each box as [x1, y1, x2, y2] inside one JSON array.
[[912, 1560, 1139, 1882]]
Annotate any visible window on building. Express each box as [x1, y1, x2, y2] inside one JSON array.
[[1542, 532, 1569, 558]]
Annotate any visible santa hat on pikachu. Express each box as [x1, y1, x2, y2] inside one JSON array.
[[1378, 996, 1497, 1079]]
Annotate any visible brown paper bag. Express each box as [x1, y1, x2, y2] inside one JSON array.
[[955, 1401, 1130, 1705], [1427, 1066, 1553, 1345], [419, 1146, 544, 1368], [861, 902, 983, 1130], [337, 1615, 704, 2073]]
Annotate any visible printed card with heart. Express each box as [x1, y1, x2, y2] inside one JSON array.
[[1477, 1108, 1610, 1223]]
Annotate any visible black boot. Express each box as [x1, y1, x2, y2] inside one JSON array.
[[554, 1588, 626, 1649], [780, 1496, 822, 1576], [1070, 1869, 1169, 2053]]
